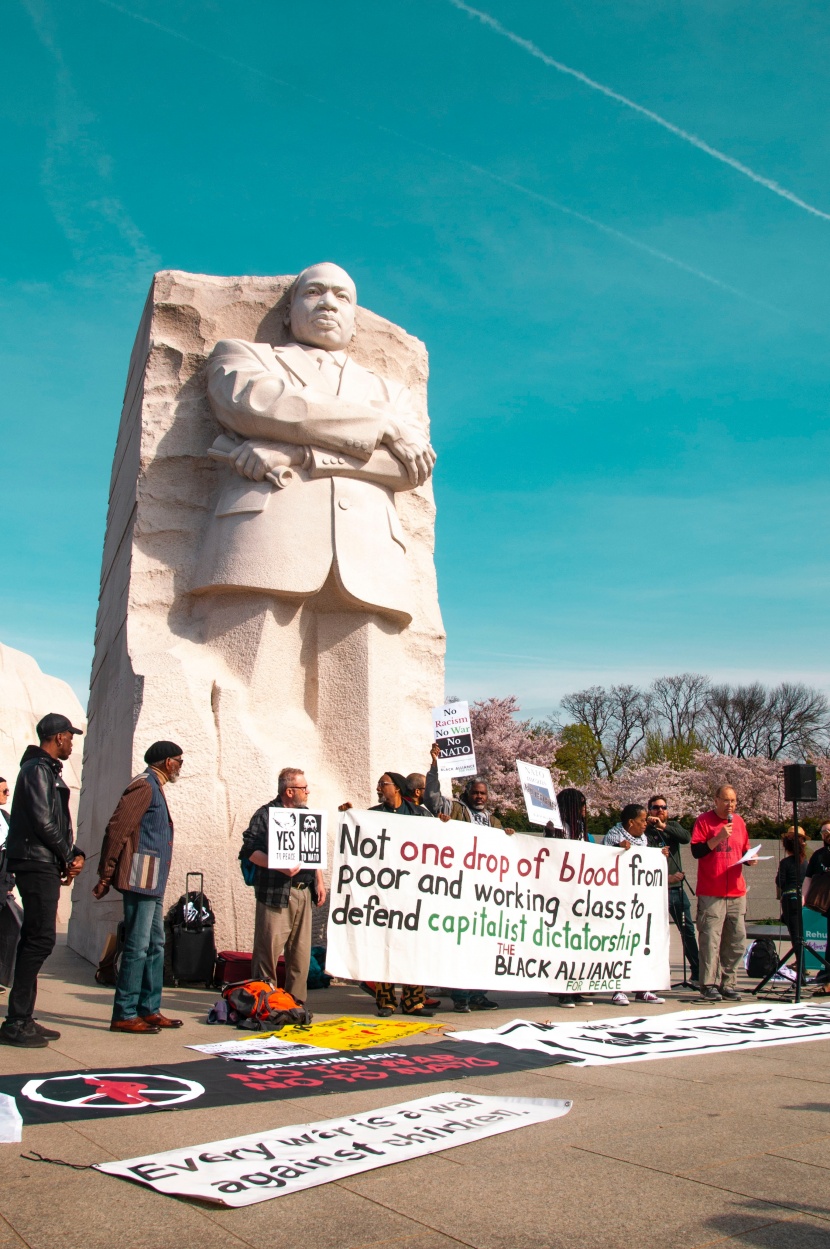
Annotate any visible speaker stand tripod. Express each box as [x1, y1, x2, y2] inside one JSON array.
[[751, 795, 830, 1001]]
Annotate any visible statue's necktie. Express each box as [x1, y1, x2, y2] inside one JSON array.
[[315, 351, 342, 391]]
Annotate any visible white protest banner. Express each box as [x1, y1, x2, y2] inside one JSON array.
[[516, 760, 562, 829], [186, 1038, 337, 1062], [431, 701, 477, 779], [268, 809, 327, 870], [449, 1002, 830, 1065], [95, 1091, 571, 1206], [326, 810, 670, 995]]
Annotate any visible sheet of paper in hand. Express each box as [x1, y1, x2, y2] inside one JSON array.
[[516, 760, 562, 829], [432, 701, 477, 779], [95, 1091, 572, 1206], [268, 809, 327, 869]]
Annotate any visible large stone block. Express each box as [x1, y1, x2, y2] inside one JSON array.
[[68, 270, 445, 964]]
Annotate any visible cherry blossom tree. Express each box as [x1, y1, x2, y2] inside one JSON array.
[[468, 696, 560, 811]]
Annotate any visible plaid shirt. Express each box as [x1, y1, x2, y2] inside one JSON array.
[[240, 797, 318, 910]]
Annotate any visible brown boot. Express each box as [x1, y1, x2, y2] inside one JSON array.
[[141, 1012, 183, 1029], [110, 1017, 161, 1034]]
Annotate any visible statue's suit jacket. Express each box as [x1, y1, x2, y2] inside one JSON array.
[[193, 340, 423, 623]]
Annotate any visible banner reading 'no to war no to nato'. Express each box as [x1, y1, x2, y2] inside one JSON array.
[[325, 811, 670, 995]]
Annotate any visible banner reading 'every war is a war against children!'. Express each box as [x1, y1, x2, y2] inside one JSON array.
[[326, 811, 670, 996]]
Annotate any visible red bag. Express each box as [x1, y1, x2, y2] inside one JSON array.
[[214, 951, 285, 987]]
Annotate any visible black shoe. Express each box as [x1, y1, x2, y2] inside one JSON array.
[[376, 1007, 395, 1017], [0, 1020, 48, 1048], [453, 1003, 472, 1013], [469, 996, 500, 1010], [699, 986, 722, 1002], [719, 987, 742, 1001], [402, 1007, 436, 1017], [32, 1020, 61, 1040]]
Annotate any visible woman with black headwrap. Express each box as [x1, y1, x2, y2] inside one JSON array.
[[369, 773, 434, 1017], [339, 773, 435, 1016]]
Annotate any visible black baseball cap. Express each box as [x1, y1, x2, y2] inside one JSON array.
[[36, 713, 84, 740]]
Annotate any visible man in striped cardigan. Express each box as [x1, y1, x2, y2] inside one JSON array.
[[93, 741, 183, 1034]]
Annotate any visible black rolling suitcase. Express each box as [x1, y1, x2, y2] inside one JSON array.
[[168, 872, 216, 987]]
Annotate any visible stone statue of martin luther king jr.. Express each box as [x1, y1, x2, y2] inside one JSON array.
[[193, 263, 436, 625]]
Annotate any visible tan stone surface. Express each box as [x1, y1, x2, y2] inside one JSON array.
[[68, 270, 444, 964]]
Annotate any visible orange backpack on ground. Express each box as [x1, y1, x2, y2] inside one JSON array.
[[222, 979, 312, 1030]]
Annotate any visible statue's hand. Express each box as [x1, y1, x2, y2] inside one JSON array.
[[228, 439, 305, 484], [382, 423, 436, 486]]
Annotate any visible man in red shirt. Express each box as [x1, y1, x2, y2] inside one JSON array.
[[691, 785, 755, 1002]]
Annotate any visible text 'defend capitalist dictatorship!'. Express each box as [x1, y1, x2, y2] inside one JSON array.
[[326, 812, 670, 994]]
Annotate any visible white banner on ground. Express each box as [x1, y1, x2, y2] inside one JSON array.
[[431, 701, 477, 779], [95, 1091, 571, 1206], [268, 809, 327, 869], [0, 1093, 22, 1143], [516, 760, 562, 829], [326, 810, 670, 994], [186, 1038, 337, 1061], [449, 1002, 830, 1065]]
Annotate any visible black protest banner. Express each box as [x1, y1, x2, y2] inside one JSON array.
[[0, 1041, 567, 1125]]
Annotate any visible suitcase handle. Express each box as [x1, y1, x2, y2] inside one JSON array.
[[185, 872, 206, 928]]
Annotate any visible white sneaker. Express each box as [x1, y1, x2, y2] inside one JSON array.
[[636, 992, 665, 1003], [611, 992, 630, 1006]]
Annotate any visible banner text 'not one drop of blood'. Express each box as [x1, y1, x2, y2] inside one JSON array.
[[325, 811, 670, 994]]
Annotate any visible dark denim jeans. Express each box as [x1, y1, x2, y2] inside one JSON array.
[[6, 863, 62, 1024], [669, 886, 700, 981], [112, 892, 164, 1021]]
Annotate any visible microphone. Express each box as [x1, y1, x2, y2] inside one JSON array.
[[726, 812, 733, 840]]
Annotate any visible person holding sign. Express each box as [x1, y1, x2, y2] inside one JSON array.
[[339, 772, 435, 1018], [241, 769, 326, 1003], [691, 785, 754, 1003], [545, 789, 591, 841], [603, 805, 668, 1007]]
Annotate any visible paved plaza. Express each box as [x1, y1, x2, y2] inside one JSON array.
[[1, 932, 829, 1249]]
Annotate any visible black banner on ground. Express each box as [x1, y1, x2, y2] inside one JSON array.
[[0, 1042, 567, 1125]]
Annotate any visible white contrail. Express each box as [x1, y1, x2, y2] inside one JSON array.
[[448, 0, 830, 223], [89, 0, 786, 314]]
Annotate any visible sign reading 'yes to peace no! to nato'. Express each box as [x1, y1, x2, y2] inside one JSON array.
[[268, 809, 328, 870]]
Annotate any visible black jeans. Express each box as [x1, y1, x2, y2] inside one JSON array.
[[669, 886, 700, 981], [6, 863, 62, 1024]]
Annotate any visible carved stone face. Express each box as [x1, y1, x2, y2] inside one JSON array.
[[289, 263, 357, 350]]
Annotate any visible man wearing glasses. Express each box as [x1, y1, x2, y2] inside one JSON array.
[[241, 768, 326, 1003], [647, 794, 700, 989]]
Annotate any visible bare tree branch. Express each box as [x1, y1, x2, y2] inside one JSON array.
[[651, 673, 710, 741], [559, 684, 651, 777]]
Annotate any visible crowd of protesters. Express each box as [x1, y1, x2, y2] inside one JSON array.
[[0, 715, 819, 1048]]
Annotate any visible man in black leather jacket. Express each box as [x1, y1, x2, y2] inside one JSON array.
[[1, 713, 85, 1048]]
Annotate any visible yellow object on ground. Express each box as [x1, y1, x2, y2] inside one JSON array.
[[252, 1015, 442, 1050]]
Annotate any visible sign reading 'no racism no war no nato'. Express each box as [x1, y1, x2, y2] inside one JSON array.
[[432, 701, 477, 779], [326, 811, 670, 994]]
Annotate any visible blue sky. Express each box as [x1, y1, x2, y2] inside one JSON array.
[[2, 0, 829, 717]]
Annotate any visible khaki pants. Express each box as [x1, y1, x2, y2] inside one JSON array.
[[252, 887, 312, 1001], [696, 894, 746, 990]]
